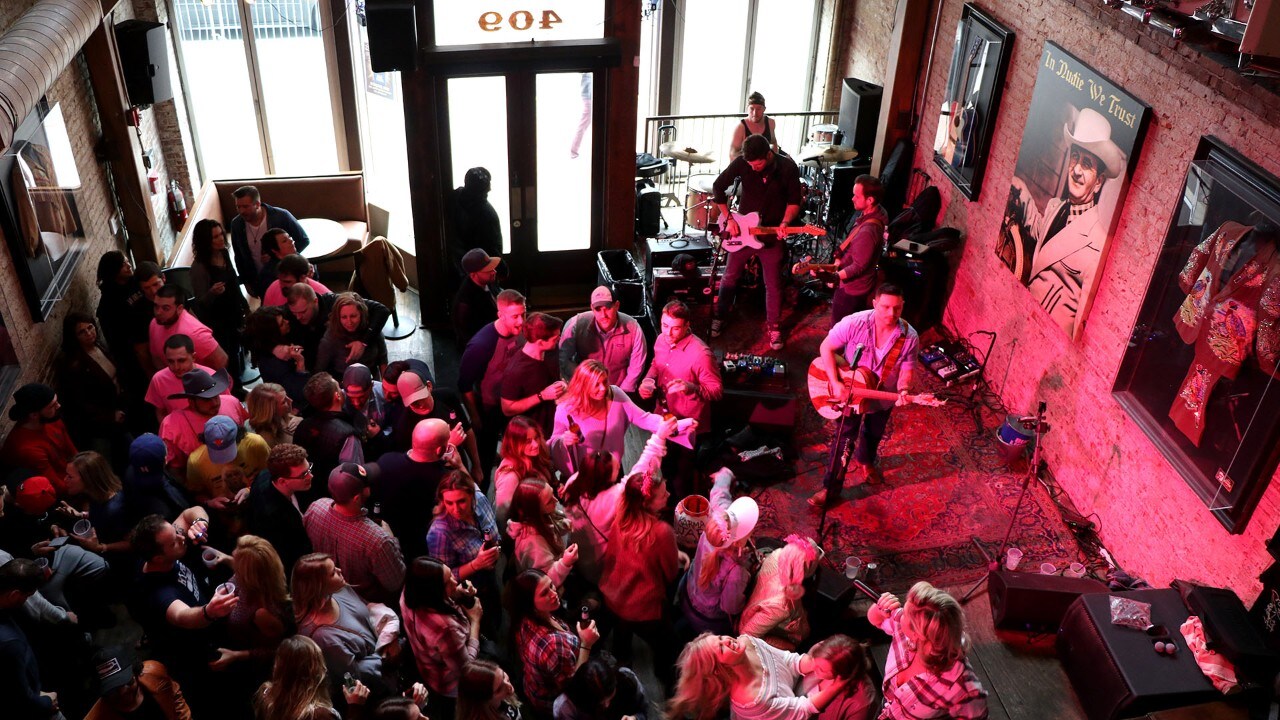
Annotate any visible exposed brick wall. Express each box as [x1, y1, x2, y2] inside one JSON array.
[[867, 0, 1280, 601], [835, 0, 898, 88], [0, 2, 128, 434]]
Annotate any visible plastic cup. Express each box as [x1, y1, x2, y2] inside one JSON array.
[[72, 519, 93, 538], [1065, 562, 1086, 579], [844, 556, 863, 581], [216, 581, 236, 597], [202, 548, 220, 569], [1039, 562, 1058, 575], [34, 558, 49, 571], [1005, 547, 1023, 571]]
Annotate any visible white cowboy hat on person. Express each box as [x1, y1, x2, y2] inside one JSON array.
[[1063, 107, 1126, 179], [710, 496, 759, 547]]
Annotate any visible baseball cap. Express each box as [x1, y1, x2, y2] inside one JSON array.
[[8, 383, 55, 421], [396, 371, 433, 407], [93, 646, 138, 696], [461, 248, 501, 274], [329, 462, 369, 504], [129, 434, 168, 481], [14, 476, 57, 515], [590, 285, 616, 309], [202, 415, 240, 465]]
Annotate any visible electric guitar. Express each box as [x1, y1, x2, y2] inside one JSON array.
[[790, 258, 839, 275], [720, 211, 827, 253], [807, 356, 945, 419]]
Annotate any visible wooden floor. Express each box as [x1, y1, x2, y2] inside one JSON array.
[[935, 583, 1089, 720]]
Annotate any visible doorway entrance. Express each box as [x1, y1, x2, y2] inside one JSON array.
[[441, 68, 604, 307]]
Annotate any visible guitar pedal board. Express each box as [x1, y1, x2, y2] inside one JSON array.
[[921, 341, 981, 384], [721, 352, 787, 378]]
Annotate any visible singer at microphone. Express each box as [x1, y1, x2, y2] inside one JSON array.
[[810, 284, 921, 509]]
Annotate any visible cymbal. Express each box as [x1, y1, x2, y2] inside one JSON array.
[[800, 144, 859, 165], [660, 142, 715, 164]]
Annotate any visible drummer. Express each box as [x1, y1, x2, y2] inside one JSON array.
[[730, 91, 779, 160]]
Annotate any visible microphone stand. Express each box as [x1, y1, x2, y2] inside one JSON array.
[[818, 345, 864, 543], [961, 400, 1048, 604]]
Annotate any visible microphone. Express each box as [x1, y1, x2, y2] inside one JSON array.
[[851, 578, 882, 602], [849, 343, 865, 368]]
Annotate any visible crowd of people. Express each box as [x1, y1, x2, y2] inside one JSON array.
[[0, 142, 990, 720]]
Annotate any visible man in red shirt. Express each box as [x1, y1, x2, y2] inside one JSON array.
[[1, 384, 77, 494]]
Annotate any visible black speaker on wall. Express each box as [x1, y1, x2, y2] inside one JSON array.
[[115, 20, 173, 107], [837, 78, 882, 161], [367, 0, 418, 72], [988, 569, 1108, 633]]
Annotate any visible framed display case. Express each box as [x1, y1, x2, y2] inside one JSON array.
[[1113, 136, 1280, 533], [931, 3, 1014, 201], [0, 97, 88, 322]]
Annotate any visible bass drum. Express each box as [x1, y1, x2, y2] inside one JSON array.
[[685, 174, 721, 231]]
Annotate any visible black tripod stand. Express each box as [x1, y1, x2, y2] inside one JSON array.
[[817, 346, 865, 545], [961, 401, 1049, 604]]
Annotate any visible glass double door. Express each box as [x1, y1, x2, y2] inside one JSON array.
[[444, 70, 601, 302]]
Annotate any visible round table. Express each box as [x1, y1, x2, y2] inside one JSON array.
[[297, 217, 350, 259]]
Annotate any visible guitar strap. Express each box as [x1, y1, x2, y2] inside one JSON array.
[[879, 332, 908, 384]]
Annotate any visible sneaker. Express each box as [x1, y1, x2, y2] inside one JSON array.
[[768, 329, 784, 350], [710, 318, 724, 338]]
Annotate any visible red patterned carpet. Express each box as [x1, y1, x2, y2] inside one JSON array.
[[706, 286, 1082, 593]]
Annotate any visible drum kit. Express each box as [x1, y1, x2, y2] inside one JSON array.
[[657, 124, 860, 238], [652, 123, 861, 298]]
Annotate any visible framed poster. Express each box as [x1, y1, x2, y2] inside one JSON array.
[[994, 42, 1150, 341], [0, 97, 88, 322], [932, 3, 1014, 201], [1113, 136, 1280, 533]]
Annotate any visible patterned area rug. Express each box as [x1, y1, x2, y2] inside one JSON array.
[[708, 284, 1081, 593]]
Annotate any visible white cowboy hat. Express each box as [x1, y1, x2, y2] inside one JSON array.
[[1063, 107, 1126, 179], [711, 497, 759, 547]]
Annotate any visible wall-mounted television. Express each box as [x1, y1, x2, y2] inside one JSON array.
[[0, 97, 88, 322]]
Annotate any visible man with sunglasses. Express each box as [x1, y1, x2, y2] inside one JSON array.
[[244, 443, 315, 575], [1008, 107, 1127, 335]]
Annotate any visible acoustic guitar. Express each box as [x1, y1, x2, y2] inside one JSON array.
[[807, 356, 944, 419], [720, 211, 827, 253], [941, 39, 983, 166]]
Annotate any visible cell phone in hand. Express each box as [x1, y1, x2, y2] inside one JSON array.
[[49, 536, 70, 548]]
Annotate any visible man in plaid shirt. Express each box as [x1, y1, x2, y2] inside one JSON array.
[[867, 581, 989, 719], [303, 462, 405, 604]]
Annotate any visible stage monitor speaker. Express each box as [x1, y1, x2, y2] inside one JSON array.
[[837, 79, 882, 161], [115, 20, 173, 107], [1058, 590, 1220, 720], [988, 569, 1107, 633], [825, 161, 871, 233], [367, 0, 418, 72]]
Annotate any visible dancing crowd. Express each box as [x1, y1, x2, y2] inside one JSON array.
[[0, 186, 988, 720]]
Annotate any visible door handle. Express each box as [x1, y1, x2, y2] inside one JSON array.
[[513, 220, 523, 228]]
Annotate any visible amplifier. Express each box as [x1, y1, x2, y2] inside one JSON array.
[[652, 266, 714, 307], [639, 236, 714, 281]]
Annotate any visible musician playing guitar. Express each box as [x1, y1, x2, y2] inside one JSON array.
[[710, 134, 803, 351], [829, 174, 888, 324], [809, 283, 919, 508]]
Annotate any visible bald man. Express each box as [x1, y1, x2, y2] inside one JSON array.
[[370, 418, 468, 561]]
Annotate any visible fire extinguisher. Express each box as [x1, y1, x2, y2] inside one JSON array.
[[167, 180, 188, 230]]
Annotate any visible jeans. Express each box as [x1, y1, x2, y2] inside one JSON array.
[[822, 407, 892, 492], [715, 242, 784, 327], [831, 290, 869, 326]]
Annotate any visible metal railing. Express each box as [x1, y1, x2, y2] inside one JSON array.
[[640, 110, 838, 201]]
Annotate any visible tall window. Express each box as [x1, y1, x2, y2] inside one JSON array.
[[169, 0, 340, 179], [673, 0, 820, 116]]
